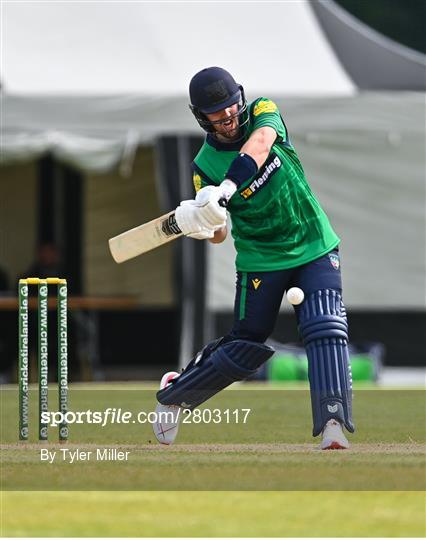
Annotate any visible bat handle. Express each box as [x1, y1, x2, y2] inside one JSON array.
[[218, 180, 237, 207]]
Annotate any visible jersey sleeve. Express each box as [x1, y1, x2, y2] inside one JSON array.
[[250, 97, 289, 144], [191, 162, 211, 193]]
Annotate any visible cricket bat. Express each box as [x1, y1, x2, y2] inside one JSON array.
[[109, 211, 183, 263], [109, 181, 237, 263]]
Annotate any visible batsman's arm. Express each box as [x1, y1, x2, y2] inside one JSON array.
[[239, 126, 277, 168], [221, 127, 277, 191]]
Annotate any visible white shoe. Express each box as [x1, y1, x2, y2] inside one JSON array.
[[152, 371, 181, 445], [320, 419, 350, 450]]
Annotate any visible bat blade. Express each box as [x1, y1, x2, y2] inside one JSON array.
[[109, 211, 183, 263]]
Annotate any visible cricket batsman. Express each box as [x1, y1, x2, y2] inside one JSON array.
[[152, 67, 354, 449]]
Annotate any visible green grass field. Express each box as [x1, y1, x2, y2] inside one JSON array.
[[1, 383, 425, 536], [2, 491, 425, 537]]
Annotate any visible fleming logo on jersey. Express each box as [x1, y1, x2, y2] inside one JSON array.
[[240, 155, 282, 200], [253, 99, 278, 116]]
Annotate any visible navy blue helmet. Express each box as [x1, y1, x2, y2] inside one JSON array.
[[189, 67, 249, 141]]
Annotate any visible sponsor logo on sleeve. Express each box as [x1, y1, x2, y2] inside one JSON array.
[[240, 154, 281, 200], [193, 172, 202, 192], [253, 99, 278, 116]]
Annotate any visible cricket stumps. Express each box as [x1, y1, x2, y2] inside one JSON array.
[[18, 277, 69, 442]]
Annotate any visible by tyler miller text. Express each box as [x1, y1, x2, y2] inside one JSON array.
[[40, 447, 130, 464]]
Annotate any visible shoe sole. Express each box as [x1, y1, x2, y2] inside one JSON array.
[[322, 440, 349, 450], [156, 423, 177, 446], [154, 372, 181, 446]]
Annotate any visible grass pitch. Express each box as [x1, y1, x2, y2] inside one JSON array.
[[2, 491, 425, 537], [1, 383, 425, 536]]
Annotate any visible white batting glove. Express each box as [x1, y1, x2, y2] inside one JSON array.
[[195, 180, 237, 208], [195, 192, 227, 229], [175, 200, 225, 239], [187, 228, 215, 240]]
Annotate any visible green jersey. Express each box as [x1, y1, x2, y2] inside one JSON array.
[[192, 98, 340, 272]]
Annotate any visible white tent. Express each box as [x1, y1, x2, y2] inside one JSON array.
[[2, 1, 424, 170], [2, 1, 354, 96], [2, 1, 357, 170], [1, 0, 425, 315]]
